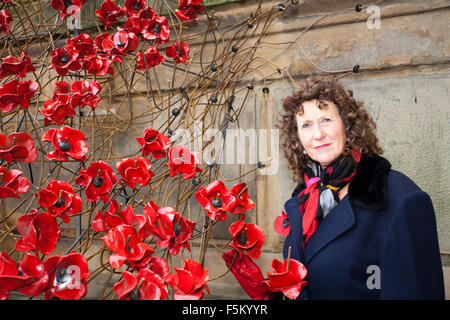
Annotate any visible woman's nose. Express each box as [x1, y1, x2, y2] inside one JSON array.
[[312, 123, 325, 139]]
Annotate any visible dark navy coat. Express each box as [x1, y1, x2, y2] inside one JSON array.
[[283, 156, 445, 299]]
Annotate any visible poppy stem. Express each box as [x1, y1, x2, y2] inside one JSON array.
[[237, 185, 248, 197]]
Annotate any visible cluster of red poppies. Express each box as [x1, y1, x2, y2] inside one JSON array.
[[49, 0, 196, 79], [0, 251, 90, 300], [0, 51, 39, 113], [96, 193, 209, 299], [40, 80, 101, 125]]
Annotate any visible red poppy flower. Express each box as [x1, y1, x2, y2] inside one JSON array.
[[141, 15, 170, 46], [0, 132, 38, 163], [136, 202, 196, 255], [70, 80, 102, 109], [165, 40, 190, 64], [116, 156, 154, 189], [66, 33, 95, 58], [136, 128, 170, 158], [76, 161, 117, 203], [0, 79, 39, 113], [123, 16, 144, 35], [50, 44, 82, 76], [175, 0, 204, 22], [51, 0, 87, 20], [274, 210, 291, 237], [96, 30, 139, 63], [266, 258, 308, 300], [136, 46, 164, 70], [15, 209, 61, 255], [92, 199, 135, 232], [222, 250, 271, 300], [0, 165, 30, 199], [36, 180, 82, 223], [42, 126, 89, 161], [0, 252, 49, 300], [229, 182, 255, 218], [165, 145, 201, 180], [195, 180, 236, 221], [43, 252, 90, 300], [0, 9, 12, 34], [82, 54, 114, 76], [147, 256, 169, 279], [0, 52, 36, 79], [113, 269, 169, 300], [122, 0, 146, 17], [95, 0, 125, 30], [165, 260, 209, 300], [101, 224, 154, 269], [229, 220, 265, 260], [40, 94, 76, 126]]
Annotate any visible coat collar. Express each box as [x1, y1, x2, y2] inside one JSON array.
[[287, 155, 392, 265], [291, 155, 391, 211]]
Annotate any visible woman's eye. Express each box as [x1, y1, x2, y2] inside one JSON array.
[[301, 123, 311, 129], [322, 118, 331, 123]]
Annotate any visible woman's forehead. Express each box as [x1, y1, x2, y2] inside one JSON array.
[[296, 99, 337, 117]]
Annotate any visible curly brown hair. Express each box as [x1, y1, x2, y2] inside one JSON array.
[[277, 75, 383, 183]]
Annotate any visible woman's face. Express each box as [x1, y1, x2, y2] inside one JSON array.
[[295, 99, 346, 168]]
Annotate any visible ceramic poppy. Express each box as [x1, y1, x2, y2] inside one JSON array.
[[229, 220, 265, 260], [116, 156, 154, 189], [123, 16, 144, 35], [136, 202, 196, 255], [99, 29, 139, 63], [0, 9, 12, 34], [122, 0, 146, 17], [165, 145, 202, 180], [66, 33, 95, 63], [101, 224, 154, 270], [40, 94, 76, 126], [266, 258, 308, 300], [70, 80, 102, 109], [82, 54, 114, 76], [165, 259, 209, 300], [15, 209, 61, 255], [229, 182, 255, 218], [95, 0, 125, 30], [36, 180, 82, 223], [141, 15, 170, 46], [51, 0, 87, 20], [42, 126, 89, 161], [92, 199, 135, 232], [0, 79, 39, 113], [0, 252, 49, 300], [0, 132, 38, 163], [136, 46, 165, 70], [165, 40, 190, 64], [43, 252, 90, 300], [274, 210, 291, 237], [136, 128, 170, 158], [0, 165, 30, 199], [222, 250, 271, 300], [76, 160, 117, 203], [175, 0, 204, 22], [0, 52, 36, 78], [50, 44, 82, 76], [113, 269, 168, 300], [195, 180, 236, 221]]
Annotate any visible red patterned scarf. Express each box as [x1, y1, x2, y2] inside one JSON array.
[[298, 149, 361, 248]]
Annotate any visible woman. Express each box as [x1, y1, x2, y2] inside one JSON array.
[[277, 75, 445, 299]]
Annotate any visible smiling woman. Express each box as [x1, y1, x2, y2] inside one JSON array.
[[274, 75, 445, 300]]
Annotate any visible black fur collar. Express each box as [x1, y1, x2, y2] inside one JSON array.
[[291, 155, 391, 210]]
